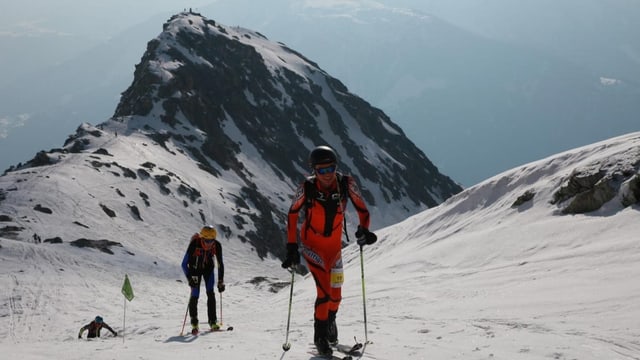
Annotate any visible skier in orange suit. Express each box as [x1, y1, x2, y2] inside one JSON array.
[[282, 145, 377, 356]]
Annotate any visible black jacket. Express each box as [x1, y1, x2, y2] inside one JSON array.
[[78, 321, 116, 338], [181, 234, 224, 281]]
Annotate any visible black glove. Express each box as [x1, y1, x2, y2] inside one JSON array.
[[188, 275, 199, 287], [113, 331, 118, 337], [281, 243, 300, 269], [218, 282, 225, 293], [355, 225, 377, 246]]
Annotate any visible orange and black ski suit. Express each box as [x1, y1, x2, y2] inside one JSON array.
[[287, 173, 370, 321]]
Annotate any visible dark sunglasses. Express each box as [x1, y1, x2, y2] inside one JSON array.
[[315, 165, 336, 175]]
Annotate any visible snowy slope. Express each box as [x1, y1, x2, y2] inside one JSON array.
[[1, 133, 639, 359]]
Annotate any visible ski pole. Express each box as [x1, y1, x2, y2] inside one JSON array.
[[179, 299, 189, 336], [282, 269, 295, 351], [219, 291, 223, 327], [359, 245, 369, 344]]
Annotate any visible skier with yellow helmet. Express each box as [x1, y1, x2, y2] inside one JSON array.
[[181, 225, 225, 334]]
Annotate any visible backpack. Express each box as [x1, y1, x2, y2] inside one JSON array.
[[303, 173, 351, 239], [303, 173, 349, 209], [188, 234, 216, 273]]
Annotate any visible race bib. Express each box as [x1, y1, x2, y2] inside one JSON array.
[[331, 267, 344, 288]]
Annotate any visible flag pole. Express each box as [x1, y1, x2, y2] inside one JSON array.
[[121, 273, 134, 343], [123, 297, 126, 343]]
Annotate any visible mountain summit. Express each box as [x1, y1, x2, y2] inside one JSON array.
[[113, 11, 460, 204], [0, 12, 461, 261]]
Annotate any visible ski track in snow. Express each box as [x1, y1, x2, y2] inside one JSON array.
[[2, 224, 640, 360]]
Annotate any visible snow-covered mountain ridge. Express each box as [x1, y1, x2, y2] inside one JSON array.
[[377, 132, 640, 260], [0, 11, 461, 263]]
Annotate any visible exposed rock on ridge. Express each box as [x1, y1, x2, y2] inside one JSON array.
[[109, 12, 462, 257]]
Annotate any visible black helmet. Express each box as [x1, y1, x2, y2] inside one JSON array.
[[309, 146, 337, 167]]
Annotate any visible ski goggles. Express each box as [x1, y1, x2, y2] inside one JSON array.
[[315, 164, 336, 175]]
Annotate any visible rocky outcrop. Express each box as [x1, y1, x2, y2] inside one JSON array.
[[551, 158, 640, 214]]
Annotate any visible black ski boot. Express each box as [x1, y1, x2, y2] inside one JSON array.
[[314, 319, 333, 356], [206, 291, 218, 330], [327, 310, 338, 346]]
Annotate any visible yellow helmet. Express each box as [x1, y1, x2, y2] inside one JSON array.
[[200, 225, 217, 240]]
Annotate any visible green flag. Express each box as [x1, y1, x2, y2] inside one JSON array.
[[122, 274, 134, 301]]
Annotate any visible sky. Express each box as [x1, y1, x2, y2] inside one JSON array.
[[1, 127, 639, 359], [0, 1, 212, 39]]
